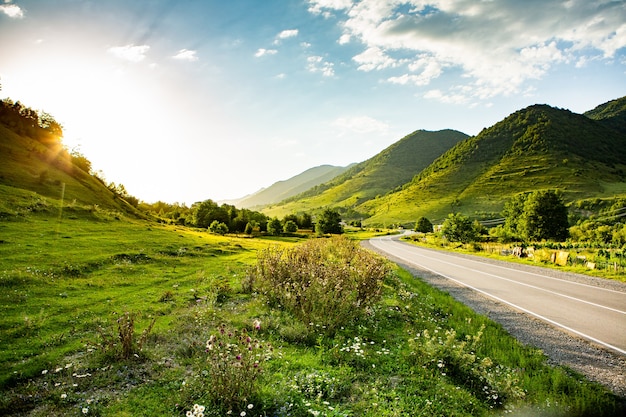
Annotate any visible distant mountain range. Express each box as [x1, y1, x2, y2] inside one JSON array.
[[261, 96, 626, 226], [2, 95, 625, 228], [224, 164, 353, 209]]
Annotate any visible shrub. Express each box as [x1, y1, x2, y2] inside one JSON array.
[[409, 325, 525, 408], [201, 324, 273, 410], [248, 236, 389, 333], [96, 312, 156, 360]]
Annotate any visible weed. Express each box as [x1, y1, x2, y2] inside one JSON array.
[[192, 323, 273, 411], [95, 312, 156, 360], [249, 236, 390, 333]]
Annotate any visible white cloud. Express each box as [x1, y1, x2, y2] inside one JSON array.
[[278, 29, 299, 39], [308, 0, 352, 16], [307, 55, 335, 77], [172, 49, 198, 62], [255, 48, 278, 57], [0, 2, 24, 19], [333, 115, 389, 134], [107, 44, 150, 63], [353, 46, 401, 71], [310, 0, 626, 102]]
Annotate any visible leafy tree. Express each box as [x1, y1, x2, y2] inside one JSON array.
[[441, 213, 479, 243], [504, 190, 569, 241], [244, 222, 254, 235], [267, 217, 283, 236], [415, 216, 433, 233], [315, 208, 343, 235], [283, 220, 298, 234], [192, 199, 229, 228], [298, 212, 313, 230], [209, 220, 229, 235]]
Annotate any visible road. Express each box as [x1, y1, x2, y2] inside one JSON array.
[[368, 234, 626, 357]]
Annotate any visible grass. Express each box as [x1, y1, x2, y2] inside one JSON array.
[[403, 233, 626, 282], [1, 210, 624, 416]]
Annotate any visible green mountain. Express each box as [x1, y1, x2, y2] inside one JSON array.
[[584, 96, 626, 135], [0, 103, 140, 218], [230, 164, 351, 209], [358, 101, 626, 226], [263, 129, 468, 217]]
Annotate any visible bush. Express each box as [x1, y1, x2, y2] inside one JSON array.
[[96, 312, 156, 360], [201, 324, 273, 411], [248, 236, 389, 333]]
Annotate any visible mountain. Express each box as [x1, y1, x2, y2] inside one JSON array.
[[357, 102, 626, 226], [231, 164, 351, 209], [584, 96, 626, 135], [0, 107, 140, 218], [262, 129, 468, 217]]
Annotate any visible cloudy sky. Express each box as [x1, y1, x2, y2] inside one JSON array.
[[1, 0, 625, 204]]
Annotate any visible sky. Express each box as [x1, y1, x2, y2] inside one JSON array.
[[1, 0, 625, 205]]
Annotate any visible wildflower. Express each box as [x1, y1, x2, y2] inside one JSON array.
[[253, 319, 261, 330], [247, 403, 254, 409], [41, 369, 48, 375], [82, 407, 89, 414], [61, 393, 67, 399], [240, 412, 246, 416]]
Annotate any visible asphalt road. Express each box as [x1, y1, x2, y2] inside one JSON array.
[[369, 234, 626, 357]]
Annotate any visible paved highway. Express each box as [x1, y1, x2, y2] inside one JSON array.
[[369, 234, 626, 356]]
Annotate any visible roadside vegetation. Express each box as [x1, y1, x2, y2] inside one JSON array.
[[404, 191, 626, 281], [1, 201, 624, 416]]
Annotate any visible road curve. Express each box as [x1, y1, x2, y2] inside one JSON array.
[[368, 233, 626, 357]]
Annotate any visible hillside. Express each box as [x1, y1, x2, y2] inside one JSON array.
[[358, 102, 626, 226], [263, 129, 468, 217], [584, 95, 626, 135], [230, 164, 350, 209], [0, 105, 140, 217]]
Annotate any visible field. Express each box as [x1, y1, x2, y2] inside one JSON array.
[[1, 208, 624, 416]]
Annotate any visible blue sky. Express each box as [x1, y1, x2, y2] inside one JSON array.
[[1, 0, 625, 204]]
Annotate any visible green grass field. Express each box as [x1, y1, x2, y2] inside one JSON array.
[[1, 209, 624, 416]]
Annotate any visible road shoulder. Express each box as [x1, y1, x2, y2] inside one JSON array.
[[362, 239, 626, 398]]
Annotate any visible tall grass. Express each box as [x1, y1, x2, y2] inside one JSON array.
[[248, 236, 390, 333]]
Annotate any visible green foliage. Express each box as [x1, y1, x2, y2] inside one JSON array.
[[409, 325, 525, 407], [267, 217, 283, 236], [198, 324, 272, 410], [316, 208, 343, 235], [209, 220, 229, 235], [283, 219, 298, 234], [415, 216, 433, 233], [504, 190, 569, 241], [441, 213, 480, 243], [249, 236, 389, 333]]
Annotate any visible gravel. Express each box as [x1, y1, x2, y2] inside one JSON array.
[[362, 240, 626, 399]]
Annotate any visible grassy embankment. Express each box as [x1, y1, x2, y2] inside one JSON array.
[[1, 196, 624, 416]]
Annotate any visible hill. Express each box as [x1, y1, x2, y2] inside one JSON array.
[[584, 95, 626, 135], [357, 102, 626, 226], [0, 100, 141, 218], [262, 129, 468, 217], [229, 164, 351, 209]]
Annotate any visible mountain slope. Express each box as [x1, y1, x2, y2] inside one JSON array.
[[263, 129, 468, 217], [232, 164, 350, 209], [584, 95, 626, 135], [357, 103, 626, 226], [0, 123, 139, 217]]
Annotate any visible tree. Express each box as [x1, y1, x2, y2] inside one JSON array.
[[315, 208, 343, 235], [283, 220, 298, 234], [504, 190, 569, 241], [192, 200, 229, 228], [209, 220, 229, 235], [441, 213, 479, 243], [415, 216, 433, 233], [267, 217, 283, 236]]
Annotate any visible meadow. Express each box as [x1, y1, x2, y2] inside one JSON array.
[[1, 206, 624, 416]]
